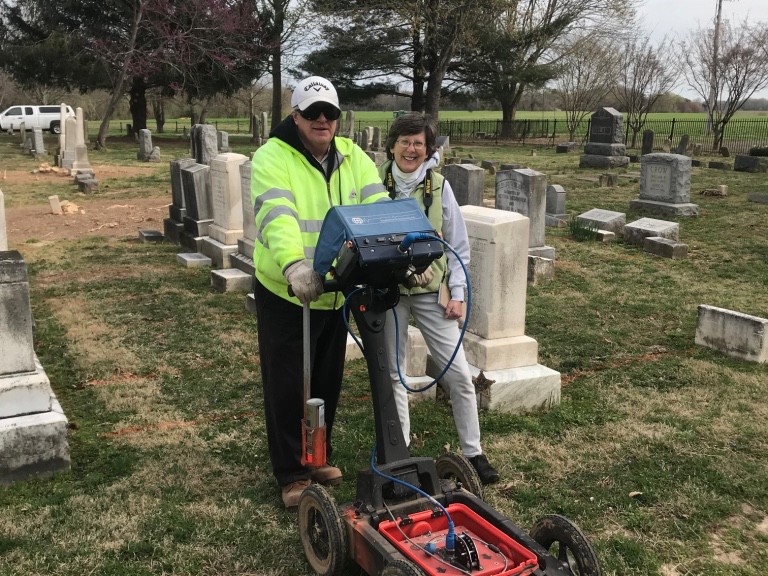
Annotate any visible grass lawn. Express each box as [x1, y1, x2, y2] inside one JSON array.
[[0, 133, 767, 576]]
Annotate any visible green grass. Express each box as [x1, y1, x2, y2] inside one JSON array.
[[0, 141, 767, 575]]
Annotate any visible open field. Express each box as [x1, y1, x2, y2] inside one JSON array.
[[0, 132, 767, 575]]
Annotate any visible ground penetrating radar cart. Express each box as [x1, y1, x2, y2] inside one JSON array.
[[297, 199, 602, 576]]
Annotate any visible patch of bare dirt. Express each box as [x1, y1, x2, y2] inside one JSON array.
[[3, 163, 168, 246]]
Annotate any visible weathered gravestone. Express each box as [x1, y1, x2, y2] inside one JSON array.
[[444, 206, 560, 413], [494, 169, 554, 260], [31, 128, 46, 160], [675, 134, 690, 155], [695, 305, 768, 363], [623, 217, 679, 247], [576, 208, 626, 236], [200, 153, 249, 269], [441, 164, 485, 207], [545, 184, 568, 227], [137, 129, 153, 161], [641, 130, 655, 155], [217, 131, 230, 153], [0, 250, 70, 483], [164, 158, 197, 243], [179, 163, 213, 252], [191, 124, 219, 165], [579, 107, 630, 168], [630, 153, 699, 217]]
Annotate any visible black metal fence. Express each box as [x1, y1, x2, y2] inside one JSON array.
[[125, 115, 768, 154]]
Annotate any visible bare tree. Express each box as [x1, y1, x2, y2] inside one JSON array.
[[457, 0, 638, 138], [552, 34, 619, 141], [612, 34, 678, 148], [682, 18, 768, 151]]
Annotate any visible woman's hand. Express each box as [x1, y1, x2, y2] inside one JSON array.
[[444, 299, 464, 320]]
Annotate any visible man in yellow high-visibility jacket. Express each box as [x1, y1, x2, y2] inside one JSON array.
[[251, 76, 389, 509]]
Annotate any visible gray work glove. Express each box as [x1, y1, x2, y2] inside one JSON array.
[[406, 265, 434, 288], [284, 259, 324, 304]]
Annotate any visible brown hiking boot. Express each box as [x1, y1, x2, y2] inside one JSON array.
[[281, 479, 311, 509], [309, 465, 343, 486]]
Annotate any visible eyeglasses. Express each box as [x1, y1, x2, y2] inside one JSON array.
[[298, 104, 341, 121], [396, 138, 426, 150]]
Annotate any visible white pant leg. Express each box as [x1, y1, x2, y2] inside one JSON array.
[[409, 294, 482, 457], [384, 297, 414, 446]]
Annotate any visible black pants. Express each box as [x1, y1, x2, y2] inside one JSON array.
[[254, 279, 347, 486]]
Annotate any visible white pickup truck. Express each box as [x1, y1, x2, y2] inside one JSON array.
[[0, 105, 76, 134]]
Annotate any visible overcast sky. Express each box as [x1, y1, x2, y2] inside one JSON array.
[[637, 0, 768, 99], [638, 0, 768, 100]]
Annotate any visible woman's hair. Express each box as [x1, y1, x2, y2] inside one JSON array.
[[384, 113, 438, 160]]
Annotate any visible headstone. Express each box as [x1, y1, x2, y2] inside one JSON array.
[[31, 128, 46, 160], [576, 208, 625, 236], [545, 184, 568, 228], [695, 305, 768, 363], [675, 134, 690, 155], [164, 158, 196, 243], [71, 108, 93, 175], [643, 236, 688, 259], [345, 110, 355, 139], [230, 159, 256, 279], [733, 155, 768, 173], [445, 206, 560, 413], [372, 127, 381, 151], [436, 135, 450, 150], [200, 152, 249, 268], [692, 143, 702, 156], [180, 163, 213, 251], [0, 190, 6, 251], [630, 153, 699, 217], [58, 103, 67, 154], [147, 147, 161, 162], [360, 128, 370, 151], [747, 192, 768, 204], [641, 130, 655, 155], [719, 146, 730, 157], [623, 217, 679, 247], [191, 124, 219, 165], [0, 250, 70, 483], [579, 108, 629, 168], [19, 122, 27, 149], [440, 164, 484, 207], [598, 173, 618, 187], [662, 139, 671, 153], [217, 130, 230, 153], [366, 151, 387, 166], [137, 129, 153, 161], [494, 169, 554, 259]]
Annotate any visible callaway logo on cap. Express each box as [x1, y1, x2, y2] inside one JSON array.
[[292, 76, 340, 111]]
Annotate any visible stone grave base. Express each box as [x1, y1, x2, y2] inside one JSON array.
[[179, 233, 206, 253], [528, 256, 555, 286], [230, 253, 255, 276], [177, 253, 211, 268], [208, 224, 243, 246], [200, 237, 237, 269], [629, 198, 699, 217], [246, 293, 257, 316], [462, 333, 538, 372], [464, 364, 561, 413], [529, 245, 555, 260], [0, 357, 54, 419], [579, 155, 630, 169], [0, 397, 70, 484], [163, 218, 184, 244], [211, 268, 252, 293]]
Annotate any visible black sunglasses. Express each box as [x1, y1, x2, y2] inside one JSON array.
[[299, 104, 341, 121]]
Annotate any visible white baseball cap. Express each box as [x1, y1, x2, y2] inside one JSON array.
[[291, 76, 340, 111]]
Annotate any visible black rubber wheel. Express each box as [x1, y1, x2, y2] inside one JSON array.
[[297, 484, 347, 576], [529, 514, 602, 576], [50, 121, 61, 135], [435, 452, 483, 499], [381, 558, 424, 576]]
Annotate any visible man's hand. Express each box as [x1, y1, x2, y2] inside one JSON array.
[[284, 260, 324, 304], [406, 265, 434, 288]]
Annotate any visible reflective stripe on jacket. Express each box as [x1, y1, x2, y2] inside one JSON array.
[[252, 132, 388, 309]]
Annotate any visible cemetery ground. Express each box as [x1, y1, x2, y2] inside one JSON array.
[[1, 131, 767, 576]]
